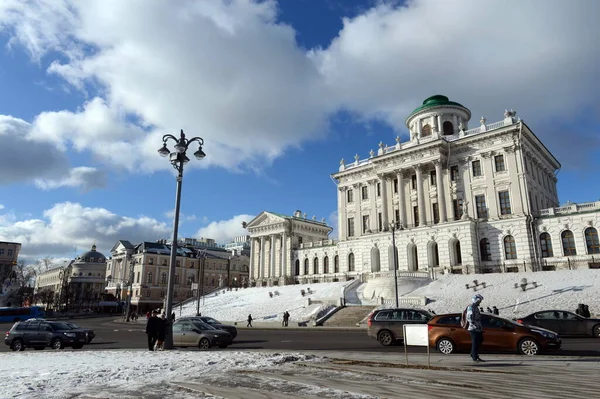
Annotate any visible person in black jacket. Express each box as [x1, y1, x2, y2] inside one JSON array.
[[155, 314, 168, 351], [145, 311, 161, 351]]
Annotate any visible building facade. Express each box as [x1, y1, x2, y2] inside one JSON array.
[[0, 241, 21, 282], [105, 240, 250, 312], [225, 235, 251, 256], [248, 95, 600, 285]]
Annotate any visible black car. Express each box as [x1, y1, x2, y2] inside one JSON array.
[[179, 316, 237, 339], [64, 322, 96, 343], [5, 321, 88, 351], [517, 310, 600, 338]]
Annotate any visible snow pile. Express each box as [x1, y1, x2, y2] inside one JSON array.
[[0, 350, 322, 398], [409, 269, 600, 317], [180, 281, 349, 323]]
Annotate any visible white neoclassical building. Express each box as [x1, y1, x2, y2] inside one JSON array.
[[247, 95, 600, 286]]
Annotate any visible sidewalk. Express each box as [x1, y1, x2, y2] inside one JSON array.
[[170, 350, 600, 399]]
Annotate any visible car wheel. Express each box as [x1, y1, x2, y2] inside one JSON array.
[[436, 338, 455, 355], [198, 338, 211, 350], [10, 339, 24, 352], [377, 330, 394, 346], [592, 324, 600, 338], [51, 339, 64, 350], [72, 344, 84, 349], [518, 338, 540, 356]]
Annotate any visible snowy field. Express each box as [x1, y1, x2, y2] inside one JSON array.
[[179, 281, 349, 324], [409, 269, 600, 317], [0, 350, 334, 399]]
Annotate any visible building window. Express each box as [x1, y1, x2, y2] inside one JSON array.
[[475, 195, 488, 219], [585, 227, 600, 254], [378, 213, 383, 232], [160, 272, 167, 284], [190, 262, 194, 268], [304, 258, 309, 274], [149, 258, 154, 265], [376, 182, 381, 197], [347, 189, 354, 203], [504, 235, 517, 260], [430, 170, 436, 186], [0, 249, 4, 255], [7, 249, 13, 256], [432, 203, 439, 224], [494, 155, 506, 172], [540, 233, 554, 258], [411, 174, 417, 190], [561, 230, 577, 256], [348, 253, 355, 272], [146, 272, 153, 284], [176, 260, 180, 267], [175, 274, 180, 284], [334, 255, 339, 273], [361, 186, 368, 200], [393, 178, 398, 193], [136, 272, 140, 283], [347, 217, 355, 237], [313, 257, 319, 274], [413, 206, 419, 227], [145, 290, 151, 298], [450, 165, 459, 181], [480, 238, 492, 261], [323, 256, 329, 274], [472, 160, 482, 177], [443, 121, 454, 135], [499, 191, 512, 215], [362, 215, 370, 233], [421, 124, 432, 137], [453, 199, 463, 220]]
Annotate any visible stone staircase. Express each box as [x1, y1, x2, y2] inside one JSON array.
[[322, 306, 375, 327]]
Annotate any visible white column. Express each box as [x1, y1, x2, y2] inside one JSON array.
[[280, 232, 287, 277], [379, 174, 389, 229], [269, 234, 276, 279], [354, 183, 361, 236], [436, 114, 442, 133], [435, 160, 447, 222], [259, 236, 265, 279], [249, 237, 255, 280], [397, 171, 407, 225], [417, 119, 422, 137], [369, 180, 377, 232], [337, 187, 346, 240], [415, 165, 427, 225], [452, 115, 458, 132]]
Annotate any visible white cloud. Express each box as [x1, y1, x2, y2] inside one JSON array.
[[195, 214, 254, 243], [0, 204, 4, 210], [34, 166, 107, 191], [0, 202, 171, 261], [163, 210, 197, 223]]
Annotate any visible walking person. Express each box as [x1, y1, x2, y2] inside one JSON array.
[[466, 294, 485, 362], [155, 314, 168, 351], [247, 314, 253, 327], [145, 310, 161, 351], [283, 311, 290, 327]]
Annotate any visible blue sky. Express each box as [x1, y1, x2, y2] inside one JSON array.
[[0, 0, 599, 262]]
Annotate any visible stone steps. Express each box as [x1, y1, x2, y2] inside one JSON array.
[[323, 306, 375, 327]]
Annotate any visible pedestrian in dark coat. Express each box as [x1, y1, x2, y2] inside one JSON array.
[[145, 311, 161, 351], [155, 314, 168, 351], [247, 314, 253, 327]]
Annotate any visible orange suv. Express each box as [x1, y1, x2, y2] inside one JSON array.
[[427, 313, 562, 356]]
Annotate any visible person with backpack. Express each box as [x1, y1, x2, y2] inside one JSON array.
[[462, 293, 485, 362]]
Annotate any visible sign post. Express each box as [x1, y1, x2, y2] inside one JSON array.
[[402, 324, 430, 367]]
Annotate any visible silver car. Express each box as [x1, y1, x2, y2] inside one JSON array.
[[172, 320, 233, 350]]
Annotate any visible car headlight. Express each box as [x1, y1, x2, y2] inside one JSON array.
[[532, 329, 556, 339], [63, 332, 76, 338]]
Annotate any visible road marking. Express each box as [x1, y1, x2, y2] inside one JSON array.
[[281, 340, 293, 342]]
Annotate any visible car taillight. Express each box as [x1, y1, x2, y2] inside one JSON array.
[[517, 319, 523, 324], [428, 325, 433, 331], [367, 314, 373, 327]]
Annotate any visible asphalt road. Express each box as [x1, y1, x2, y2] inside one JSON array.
[[2, 316, 600, 356]]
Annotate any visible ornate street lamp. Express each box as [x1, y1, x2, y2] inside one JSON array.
[[158, 129, 205, 349], [196, 250, 207, 316]]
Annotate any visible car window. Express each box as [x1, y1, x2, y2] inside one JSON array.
[[481, 316, 505, 329], [172, 324, 183, 333], [50, 322, 73, 330], [409, 311, 430, 322], [561, 312, 580, 320], [535, 312, 559, 320], [436, 316, 461, 325], [205, 317, 220, 324], [193, 321, 216, 330], [374, 311, 390, 321]]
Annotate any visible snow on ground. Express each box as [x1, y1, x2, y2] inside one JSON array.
[[408, 269, 600, 317], [0, 350, 329, 398], [179, 281, 349, 324]]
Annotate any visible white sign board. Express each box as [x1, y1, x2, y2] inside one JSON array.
[[191, 283, 199, 291], [402, 324, 431, 367], [403, 324, 429, 346]]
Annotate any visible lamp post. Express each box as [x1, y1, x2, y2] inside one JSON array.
[[158, 129, 206, 349], [125, 259, 136, 322], [389, 220, 401, 308], [196, 250, 206, 316]]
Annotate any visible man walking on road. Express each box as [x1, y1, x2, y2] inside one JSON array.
[[145, 310, 161, 351], [467, 294, 484, 362], [247, 314, 253, 327]]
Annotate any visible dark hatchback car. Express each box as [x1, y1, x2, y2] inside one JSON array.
[[517, 310, 600, 338], [178, 316, 238, 340], [5, 321, 88, 351], [367, 308, 433, 346], [428, 313, 562, 356], [172, 320, 233, 349]]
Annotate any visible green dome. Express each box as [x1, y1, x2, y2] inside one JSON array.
[[406, 95, 469, 121]]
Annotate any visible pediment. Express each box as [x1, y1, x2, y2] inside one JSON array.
[[246, 211, 287, 229]]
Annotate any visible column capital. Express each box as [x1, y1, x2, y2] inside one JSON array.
[[481, 151, 492, 159], [352, 183, 361, 189], [503, 145, 516, 153], [412, 163, 425, 173], [338, 186, 348, 192]]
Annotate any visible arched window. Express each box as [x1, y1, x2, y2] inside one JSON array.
[[407, 244, 418, 271], [421, 124, 432, 137], [334, 255, 339, 273], [313, 257, 319, 274], [175, 274, 180, 284], [304, 258, 309, 275], [160, 272, 167, 284], [443, 121, 454, 135], [388, 245, 399, 270], [371, 247, 381, 272], [348, 253, 355, 272], [146, 272, 153, 284], [323, 256, 329, 274], [504, 235, 517, 260], [540, 233, 553, 257], [480, 238, 492, 261], [449, 239, 462, 266], [428, 241, 439, 268], [294, 259, 300, 276], [585, 227, 600, 254], [561, 230, 577, 256]]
